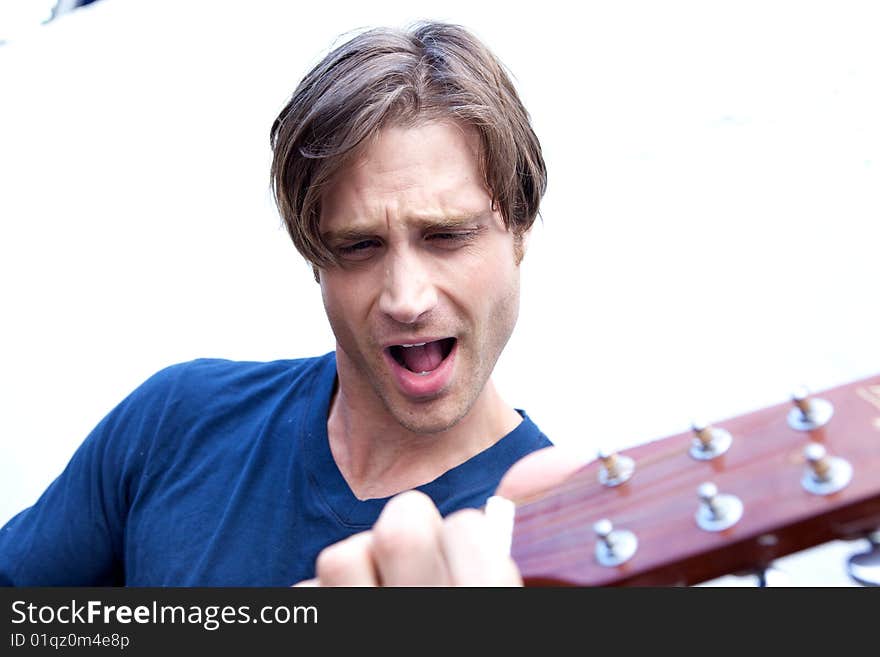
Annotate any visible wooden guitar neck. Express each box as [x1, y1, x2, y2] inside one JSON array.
[[510, 374, 880, 585]]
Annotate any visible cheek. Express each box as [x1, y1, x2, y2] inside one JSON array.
[[320, 271, 378, 337], [457, 250, 520, 326], [491, 271, 520, 324], [487, 246, 521, 317], [319, 278, 338, 320], [320, 275, 356, 329], [472, 241, 520, 290]]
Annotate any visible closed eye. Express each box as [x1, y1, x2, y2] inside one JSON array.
[[427, 230, 481, 247], [337, 239, 381, 260]]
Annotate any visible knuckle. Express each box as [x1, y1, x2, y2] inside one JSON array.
[[372, 490, 441, 561], [443, 508, 484, 534], [441, 509, 522, 586], [440, 509, 492, 551], [315, 532, 370, 581]]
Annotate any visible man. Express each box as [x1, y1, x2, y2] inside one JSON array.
[[0, 22, 580, 587]]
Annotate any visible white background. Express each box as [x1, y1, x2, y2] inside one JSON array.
[[1, 0, 878, 585]]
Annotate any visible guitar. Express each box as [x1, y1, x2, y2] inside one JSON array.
[[505, 373, 880, 585]]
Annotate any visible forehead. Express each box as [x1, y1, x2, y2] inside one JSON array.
[[320, 121, 492, 229]]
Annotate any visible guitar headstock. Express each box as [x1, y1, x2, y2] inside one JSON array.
[[510, 375, 880, 586]]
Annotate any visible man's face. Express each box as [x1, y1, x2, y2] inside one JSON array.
[[318, 120, 523, 434]]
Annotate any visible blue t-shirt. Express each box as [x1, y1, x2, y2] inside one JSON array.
[[0, 352, 551, 586]]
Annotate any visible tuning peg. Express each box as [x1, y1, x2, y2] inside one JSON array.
[[695, 482, 743, 531], [597, 448, 635, 487], [787, 386, 834, 430], [847, 529, 880, 587], [689, 420, 733, 460], [801, 442, 852, 495], [593, 518, 638, 567]]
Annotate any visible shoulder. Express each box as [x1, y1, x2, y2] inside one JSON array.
[[136, 352, 335, 403], [516, 410, 554, 449], [105, 352, 336, 437], [100, 351, 336, 469]]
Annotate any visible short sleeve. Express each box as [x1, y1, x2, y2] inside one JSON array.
[[0, 364, 185, 586]]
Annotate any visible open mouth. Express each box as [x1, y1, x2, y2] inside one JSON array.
[[388, 338, 456, 376]]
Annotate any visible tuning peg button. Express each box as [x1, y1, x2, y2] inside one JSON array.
[[597, 449, 635, 487], [801, 443, 852, 495], [689, 420, 733, 460], [788, 386, 834, 430], [847, 530, 880, 587], [695, 482, 744, 531], [593, 518, 638, 567]]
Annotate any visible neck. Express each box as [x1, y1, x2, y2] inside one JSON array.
[[327, 357, 522, 500]]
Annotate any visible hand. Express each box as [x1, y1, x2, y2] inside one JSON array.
[[294, 446, 589, 586]]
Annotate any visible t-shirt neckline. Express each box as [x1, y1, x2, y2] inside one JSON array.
[[299, 351, 539, 528]]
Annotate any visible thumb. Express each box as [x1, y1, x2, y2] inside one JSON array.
[[495, 446, 593, 503]]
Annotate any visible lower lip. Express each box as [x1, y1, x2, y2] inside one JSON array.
[[384, 341, 458, 400]]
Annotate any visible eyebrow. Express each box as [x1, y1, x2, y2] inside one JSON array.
[[321, 212, 492, 243]]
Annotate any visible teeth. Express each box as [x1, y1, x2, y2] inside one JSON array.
[[416, 371, 431, 376], [400, 343, 427, 348]]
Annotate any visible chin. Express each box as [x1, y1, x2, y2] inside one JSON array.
[[388, 397, 471, 435]]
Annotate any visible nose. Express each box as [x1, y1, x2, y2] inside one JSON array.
[[378, 247, 438, 324]]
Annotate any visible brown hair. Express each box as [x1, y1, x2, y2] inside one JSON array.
[[270, 21, 547, 273]]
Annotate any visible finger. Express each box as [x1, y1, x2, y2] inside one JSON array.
[[314, 530, 378, 586], [371, 490, 452, 586], [292, 578, 319, 587], [441, 509, 522, 586], [495, 446, 593, 503]]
